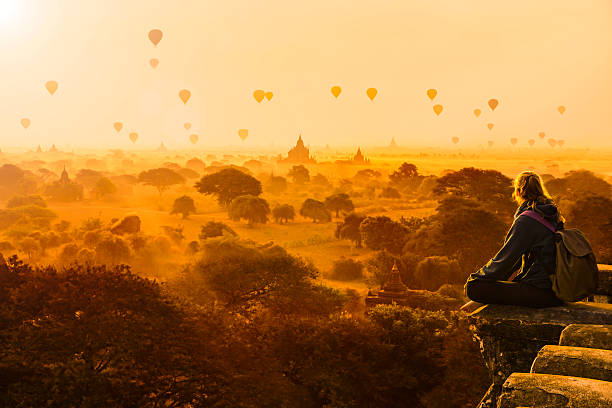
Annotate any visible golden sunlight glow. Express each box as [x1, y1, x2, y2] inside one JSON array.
[[0, 0, 21, 28]]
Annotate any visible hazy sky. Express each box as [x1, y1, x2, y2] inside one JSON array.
[[0, 0, 611, 149]]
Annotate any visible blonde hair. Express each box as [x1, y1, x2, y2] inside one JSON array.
[[512, 171, 552, 205]]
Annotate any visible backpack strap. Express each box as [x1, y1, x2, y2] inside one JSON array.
[[520, 210, 556, 233]]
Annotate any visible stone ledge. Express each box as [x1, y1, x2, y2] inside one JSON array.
[[468, 303, 612, 408], [559, 324, 612, 351], [530, 345, 612, 382], [498, 373, 612, 408]]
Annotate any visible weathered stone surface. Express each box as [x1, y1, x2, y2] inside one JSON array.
[[110, 214, 141, 235], [468, 302, 612, 408], [531, 345, 612, 382], [498, 373, 612, 408], [559, 324, 612, 351]]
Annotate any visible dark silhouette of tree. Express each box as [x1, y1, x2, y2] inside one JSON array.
[[311, 173, 331, 187], [413, 256, 462, 291], [359, 216, 408, 254], [434, 167, 514, 216], [94, 234, 131, 265], [335, 213, 366, 247], [199, 221, 237, 240], [228, 195, 270, 225], [7, 195, 47, 208], [185, 157, 206, 173], [92, 177, 117, 199], [324, 193, 354, 218], [170, 195, 196, 219], [265, 175, 288, 195], [138, 168, 185, 196], [273, 204, 295, 224], [195, 168, 262, 206], [389, 162, 423, 191], [300, 199, 331, 223], [353, 169, 381, 183], [329, 258, 364, 280], [75, 169, 104, 189], [545, 170, 612, 203], [566, 195, 612, 262], [380, 186, 401, 198], [288, 165, 310, 184]]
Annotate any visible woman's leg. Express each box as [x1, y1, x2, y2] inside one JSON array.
[[465, 279, 562, 308]]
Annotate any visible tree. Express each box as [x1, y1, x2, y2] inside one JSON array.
[[228, 195, 270, 225], [17, 237, 39, 260], [389, 162, 422, 190], [195, 168, 262, 207], [300, 199, 331, 223], [545, 170, 612, 204], [170, 195, 196, 219], [199, 221, 237, 240], [94, 234, 131, 265], [7, 195, 47, 208], [413, 256, 462, 291], [380, 186, 401, 199], [359, 216, 408, 255], [433, 167, 514, 216], [566, 195, 612, 261], [92, 177, 117, 199], [287, 165, 310, 184], [273, 204, 295, 224], [266, 175, 288, 195], [329, 258, 364, 280], [324, 193, 354, 218], [138, 168, 185, 196], [335, 213, 366, 247], [0, 259, 232, 408]]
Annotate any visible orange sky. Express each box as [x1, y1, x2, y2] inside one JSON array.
[[0, 0, 611, 149]]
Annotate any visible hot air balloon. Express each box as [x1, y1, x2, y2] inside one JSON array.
[[548, 138, 557, 147], [488, 99, 499, 111], [179, 89, 191, 104], [433, 104, 443, 116], [488, 141, 494, 147], [331, 86, 341, 98], [451, 136, 459, 144], [265, 91, 273, 101], [558, 105, 566, 115], [20, 118, 30, 129], [510, 138, 518, 146], [113, 122, 123, 132], [528, 139, 535, 146], [487, 123, 494, 131], [45, 80, 58, 95], [557, 139, 565, 147], [426, 89, 437, 101], [473, 109, 481, 118], [238, 129, 248, 141], [189, 134, 199, 144], [129, 133, 138, 143], [538, 132, 546, 139], [148, 29, 163, 46], [253, 90, 265, 103], [184, 122, 191, 130], [366, 88, 377, 101], [149, 58, 159, 69]]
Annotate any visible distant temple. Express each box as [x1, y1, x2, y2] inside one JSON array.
[[365, 262, 410, 307], [389, 138, 398, 148], [49, 144, 58, 152], [44, 167, 84, 201], [279, 135, 315, 163], [156, 142, 168, 152], [352, 147, 370, 164], [335, 147, 370, 165], [36, 145, 42, 153]]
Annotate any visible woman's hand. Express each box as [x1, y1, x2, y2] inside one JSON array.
[[460, 300, 484, 313]]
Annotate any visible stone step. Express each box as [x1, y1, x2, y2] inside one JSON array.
[[498, 373, 612, 408], [531, 345, 612, 382], [560, 324, 612, 351]]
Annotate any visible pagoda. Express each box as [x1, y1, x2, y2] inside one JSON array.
[[280, 135, 315, 163], [365, 262, 410, 307], [352, 147, 370, 164]]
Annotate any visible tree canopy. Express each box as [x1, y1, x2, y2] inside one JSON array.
[[170, 195, 197, 219], [138, 168, 185, 196], [195, 168, 262, 206], [228, 195, 270, 225], [300, 198, 331, 223]]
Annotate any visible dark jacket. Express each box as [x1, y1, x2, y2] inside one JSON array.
[[466, 200, 563, 289]]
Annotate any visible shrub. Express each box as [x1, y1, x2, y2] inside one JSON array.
[[329, 258, 364, 281]]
